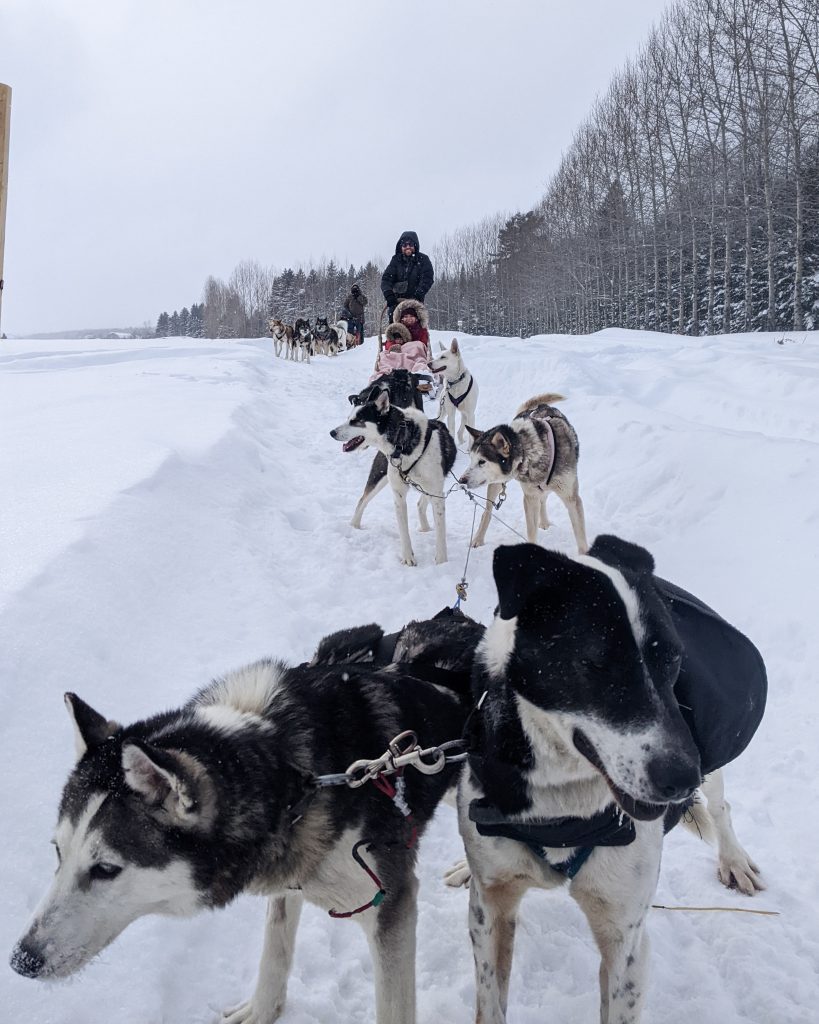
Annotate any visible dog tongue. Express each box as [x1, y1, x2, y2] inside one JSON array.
[[343, 436, 364, 453]]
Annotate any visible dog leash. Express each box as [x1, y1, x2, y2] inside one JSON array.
[[313, 730, 470, 918]]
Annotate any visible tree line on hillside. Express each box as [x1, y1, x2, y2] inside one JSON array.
[[155, 264, 386, 339], [157, 0, 819, 341]]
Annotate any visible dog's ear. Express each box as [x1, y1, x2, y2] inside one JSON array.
[[375, 389, 390, 413], [490, 431, 511, 458], [492, 544, 577, 620], [438, 341, 446, 353], [588, 534, 655, 577], [464, 424, 482, 441], [122, 739, 213, 828], [450, 338, 459, 354], [64, 693, 120, 762]]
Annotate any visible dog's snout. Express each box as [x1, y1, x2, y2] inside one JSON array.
[[646, 755, 700, 802], [10, 940, 45, 979], [330, 428, 338, 440]]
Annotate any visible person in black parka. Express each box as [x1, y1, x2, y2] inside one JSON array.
[[381, 230, 434, 325]]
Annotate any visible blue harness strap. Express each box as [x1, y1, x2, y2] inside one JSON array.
[[524, 842, 595, 879]]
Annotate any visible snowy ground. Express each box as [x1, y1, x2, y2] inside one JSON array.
[[1, 328, 817, 1023]]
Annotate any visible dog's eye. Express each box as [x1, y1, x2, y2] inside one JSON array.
[[477, 459, 486, 467], [89, 862, 123, 882]]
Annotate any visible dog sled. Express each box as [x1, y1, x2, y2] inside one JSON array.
[[373, 301, 440, 405]]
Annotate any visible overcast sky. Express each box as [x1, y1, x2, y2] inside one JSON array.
[[0, 0, 665, 335]]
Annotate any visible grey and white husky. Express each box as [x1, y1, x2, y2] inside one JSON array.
[[331, 390, 456, 566], [459, 392, 589, 553], [428, 338, 479, 444], [458, 537, 765, 1024], [10, 610, 483, 1024]]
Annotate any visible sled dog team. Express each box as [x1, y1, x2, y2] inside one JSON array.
[[269, 315, 359, 361], [332, 337, 587, 568], [11, 335, 768, 1024]]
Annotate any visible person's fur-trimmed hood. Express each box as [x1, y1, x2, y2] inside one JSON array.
[[393, 299, 429, 328], [385, 323, 412, 345]]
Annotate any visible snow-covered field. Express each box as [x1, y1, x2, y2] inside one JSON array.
[[1, 328, 817, 1023]]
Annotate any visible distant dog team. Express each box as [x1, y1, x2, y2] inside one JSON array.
[[269, 315, 361, 360]]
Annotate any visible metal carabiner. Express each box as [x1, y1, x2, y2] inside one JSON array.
[[389, 730, 418, 760], [412, 746, 447, 775], [346, 756, 388, 789]]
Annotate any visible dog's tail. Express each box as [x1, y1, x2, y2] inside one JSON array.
[[309, 624, 384, 666], [515, 392, 565, 417]]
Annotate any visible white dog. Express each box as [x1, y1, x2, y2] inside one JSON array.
[[429, 338, 479, 443]]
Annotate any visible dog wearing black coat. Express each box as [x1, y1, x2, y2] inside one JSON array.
[[458, 537, 765, 1024]]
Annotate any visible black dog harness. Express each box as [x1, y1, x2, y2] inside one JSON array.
[[468, 798, 636, 878], [390, 421, 438, 479], [445, 371, 474, 408]]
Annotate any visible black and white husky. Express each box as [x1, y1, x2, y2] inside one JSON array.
[[344, 370, 427, 530], [331, 390, 456, 566], [331, 318, 350, 353], [458, 537, 766, 1024], [429, 338, 479, 444], [10, 610, 484, 1024], [293, 318, 312, 363], [312, 316, 347, 356], [460, 393, 588, 553]]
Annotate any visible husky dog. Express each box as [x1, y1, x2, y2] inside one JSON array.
[[458, 537, 766, 1024], [429, 338, 479, 444], [10, 610, 484, 1024], [293, 318, 312, 363], [331, 390, 456, 565], [460, 393, 588, 553], [331, 319, 350, 354], [313, 316, 334, 356], [268, 318, 294, 360], [344, 370, 429, 530]]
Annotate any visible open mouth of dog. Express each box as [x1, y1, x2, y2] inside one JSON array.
[[573, 729, 668, 822], [342, 435, 365, 453]]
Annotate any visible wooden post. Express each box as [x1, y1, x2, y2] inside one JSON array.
[[0, 84, 11, 337]]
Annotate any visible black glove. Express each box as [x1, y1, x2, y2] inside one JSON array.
[[384, 292, 396, 306], [414, 292, 425, 301]]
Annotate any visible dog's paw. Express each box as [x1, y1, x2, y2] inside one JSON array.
[[400, 555, 417, 567], [718, 849, 765, 895], [470, 537, 485, 549], [222, 998, 283, 1024], [417, 523, 432, 533], [443, 859, 472, 888], [434, 553, 448, 565]]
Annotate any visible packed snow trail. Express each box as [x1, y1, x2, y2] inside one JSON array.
[[1, 330, 817, 1022]]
